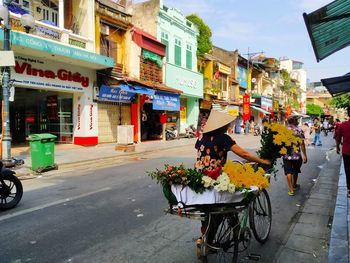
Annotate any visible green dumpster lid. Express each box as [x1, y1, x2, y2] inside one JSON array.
[[28, 133, 57, 141]]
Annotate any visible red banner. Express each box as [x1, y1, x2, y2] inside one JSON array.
[[242, 95, 251, 121]]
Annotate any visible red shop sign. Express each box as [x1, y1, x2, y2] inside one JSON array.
[[242, 95, 251, 121]]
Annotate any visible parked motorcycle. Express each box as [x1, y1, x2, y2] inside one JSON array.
[[185, 124, 197, 138], [0, 161, 23, 210], [166, 126, 178, 140]]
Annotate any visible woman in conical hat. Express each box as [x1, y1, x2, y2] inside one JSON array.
[[195, 110, 270, 179], [195, 110, 271, 245]]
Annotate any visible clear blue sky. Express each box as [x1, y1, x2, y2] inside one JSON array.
[[134, 0, 350, 83]]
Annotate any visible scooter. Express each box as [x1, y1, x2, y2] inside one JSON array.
[[0, 161, 23, 210], [185, 124, 197, 138], [254, 125, 261, 136], [165, 126, 178, 140]]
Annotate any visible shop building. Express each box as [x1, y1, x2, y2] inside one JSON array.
[[132, 0, 203, 134], [0, 0, 114, 145]]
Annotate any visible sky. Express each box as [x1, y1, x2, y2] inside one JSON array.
[[134, 0, 350, 83]]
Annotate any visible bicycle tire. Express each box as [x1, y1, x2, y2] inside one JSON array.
[[203, 213, 239, 263], [249, 189, 272, 244]]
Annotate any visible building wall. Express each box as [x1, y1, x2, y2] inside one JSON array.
[[157, 6, 198, 72], [132, 0, 159, 37]]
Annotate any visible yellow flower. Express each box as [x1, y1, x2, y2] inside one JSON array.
[[279, 147, 287, 155]]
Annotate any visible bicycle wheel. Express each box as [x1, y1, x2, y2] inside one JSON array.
[[203, 213, 239, 263], [249, 189, 272, 243]]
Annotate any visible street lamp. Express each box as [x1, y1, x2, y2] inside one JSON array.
[[0, 0, 34, 166]]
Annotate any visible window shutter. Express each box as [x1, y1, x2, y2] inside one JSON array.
[[109, 41, 118, 61], [161, 39, 169, 62], [175, 46, 181, 66], [186, 50, 192, 70]]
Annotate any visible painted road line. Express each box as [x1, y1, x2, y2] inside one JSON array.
[[0, 187, 111, 222]]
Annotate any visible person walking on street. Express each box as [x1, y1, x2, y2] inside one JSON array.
[[312, 117, 322, 146], [302, 122, 311, 146], [336, 106, 350, 198], [283, 115, 308, 196]]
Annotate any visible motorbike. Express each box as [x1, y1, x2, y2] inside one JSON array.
[[254, 125, 261, 136], [185, 124, 197, 138], [165, 126, 178, 140], [0, 161, 23, 210]]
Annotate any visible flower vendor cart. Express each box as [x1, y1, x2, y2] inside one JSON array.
[[147, 161, 272, 263]]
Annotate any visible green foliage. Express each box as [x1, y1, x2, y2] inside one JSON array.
[[147, 164, 205, 194], [330, 93, 350, 108], [306, 104, 324, 116], [186, 14, 213, 56], [280, 69, 292, 92]]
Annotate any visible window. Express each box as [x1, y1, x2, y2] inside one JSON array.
[[186, 44, 192, 70], [100, 27, 118, 59], [42, 0, 58, 26], [220, 74, 227, 91], [175, 38, 182, 66], [161, 32, 169, 62]]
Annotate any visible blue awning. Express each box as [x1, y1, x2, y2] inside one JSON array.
[[321, 73, 350, 96], [119, 84, 155, 95]]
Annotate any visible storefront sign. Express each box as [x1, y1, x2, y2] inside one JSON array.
[[77, 104, 81, 130], [15, 61, 89, 88], [261, 96, 273, 111], [11, 55, 94, 91], [0, 31, 114, 68], [218, 63, 231, 75], [153, 92, 180, 111], [99, 85, 136, 103], [242, 95, 250, 121], [165, 63, 203, 98], [180, 106, 187, 130], [237, 66, 248, 89]]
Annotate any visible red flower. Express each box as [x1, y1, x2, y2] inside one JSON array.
[[204, 166, 222, 180]]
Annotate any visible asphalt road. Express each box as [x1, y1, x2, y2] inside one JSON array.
[[0, 134, 336, 263]]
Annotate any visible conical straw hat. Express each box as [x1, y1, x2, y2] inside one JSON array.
[[203, 110, 237, 133]]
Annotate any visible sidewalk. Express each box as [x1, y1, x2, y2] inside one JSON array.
[[11, 135, 346, 262], [275, 149, 343, 263]]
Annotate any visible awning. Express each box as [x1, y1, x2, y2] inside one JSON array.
[[119, 84, 155, 96], [303, 0, 350, 62], [251, 105, 271, 115], [131, 27, 166, 57], [321, 73, 350, 96]]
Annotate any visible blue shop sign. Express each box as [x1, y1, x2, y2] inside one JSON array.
[[237, 66, 248, 89], [152, 92, 180, 111], [99, 85, 135, 103]]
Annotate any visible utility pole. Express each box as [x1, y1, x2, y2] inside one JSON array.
[[243, 48, 264, 135], [1, 0, 12, 165]]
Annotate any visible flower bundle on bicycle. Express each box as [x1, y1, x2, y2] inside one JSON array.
[[147, 160, 269, 206], [258, 122, 303, 166]]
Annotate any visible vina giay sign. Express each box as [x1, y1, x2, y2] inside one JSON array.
[[11, 55, 93, 91]]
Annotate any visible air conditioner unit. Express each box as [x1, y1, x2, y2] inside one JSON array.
[[221, 91, 228, 98], [117, 125, 134, 145], [100, 24, 110, 35]]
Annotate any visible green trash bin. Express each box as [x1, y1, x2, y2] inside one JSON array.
[[28, 133, 57, 172]]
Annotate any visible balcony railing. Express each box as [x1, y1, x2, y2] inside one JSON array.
[[9, 13, 91, 51]]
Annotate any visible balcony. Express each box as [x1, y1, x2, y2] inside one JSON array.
[[204, 79, 221, 95], [6, 0, 94, 51]]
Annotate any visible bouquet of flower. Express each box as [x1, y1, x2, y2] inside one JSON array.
[[147, 161, 270, 204], [257, 122, 303, 166]]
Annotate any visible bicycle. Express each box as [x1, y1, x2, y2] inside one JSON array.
[[166, 167, 272, 262]]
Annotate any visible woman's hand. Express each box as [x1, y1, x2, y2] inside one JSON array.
[[260, 159, 272, 166]]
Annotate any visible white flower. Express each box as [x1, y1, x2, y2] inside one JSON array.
[[202, 176, 215, 188], [228, 184, 236, 193]]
